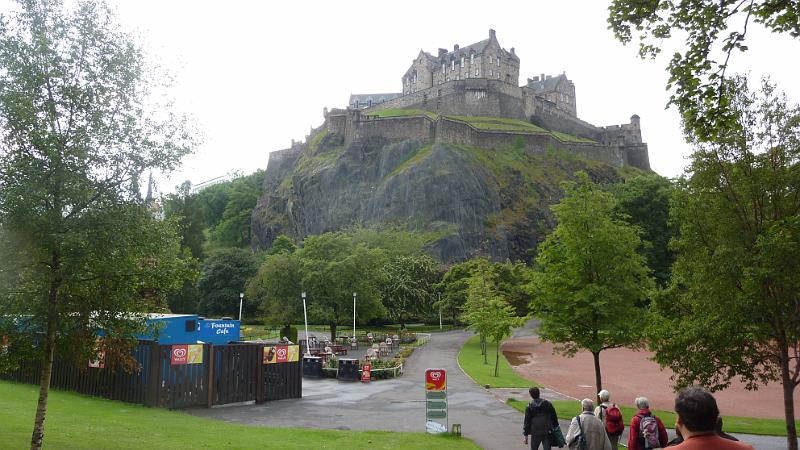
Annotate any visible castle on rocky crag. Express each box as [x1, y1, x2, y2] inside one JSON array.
[[316, 30, 650, 170]]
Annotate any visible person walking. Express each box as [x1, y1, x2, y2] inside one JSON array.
[[594, 389, 624, 448], [671, 387, 754, 449], [524, 387, 559, 450], [627, 396, 668, 450], [565, 399, 612, 450]]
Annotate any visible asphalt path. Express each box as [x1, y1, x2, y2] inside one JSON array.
[[186, 329, 789, 449]]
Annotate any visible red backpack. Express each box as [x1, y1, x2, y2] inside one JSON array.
[[603, 404, 624, 436]]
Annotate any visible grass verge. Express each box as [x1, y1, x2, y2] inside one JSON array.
[[0, 381, 478, 449], [506, 398, 797, 437], [366, 108, 439, 120], [457, 335, 537, 388]]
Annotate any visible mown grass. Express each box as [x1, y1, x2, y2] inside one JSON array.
[[446, 115, 547, 133], [550, 130, 597, 144], [0, 381, 478, 449], [366, 108, 439, 120], [385, 144, 434, 179], [506, 398, 797, 437], [457, 334, 537, 388]]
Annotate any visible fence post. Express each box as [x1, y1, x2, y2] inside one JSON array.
[[256, 345, 264, 404], [145, 342, 160, 407], [206, 343, 214, 408]]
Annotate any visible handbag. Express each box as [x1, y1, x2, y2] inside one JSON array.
[[550, 424, 567, 448]]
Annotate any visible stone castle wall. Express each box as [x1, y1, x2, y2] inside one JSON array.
[[367, 79, 527, 121], [323, 113, 645, 170]]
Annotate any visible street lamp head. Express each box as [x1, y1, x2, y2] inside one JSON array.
[[301, 292, 306, 299], [239, 292, 244, 299], [353, 292, 356, 297]]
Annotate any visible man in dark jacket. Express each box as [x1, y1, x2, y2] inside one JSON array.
[[523, 387, 559, 450]]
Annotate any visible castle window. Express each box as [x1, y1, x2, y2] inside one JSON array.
[[496, 56, 500, 67], [489, 69, 493, 77], [461, 56, 465, 67], [451, 60, 455, 71], [475, 68, 479, 77], [442, 63, 445, 74], [470, 53, 474, 64], [488, 56, 492, 64], [455, 75, 460, 80]]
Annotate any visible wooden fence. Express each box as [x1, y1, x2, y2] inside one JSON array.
[[1, 341, 302, 409]]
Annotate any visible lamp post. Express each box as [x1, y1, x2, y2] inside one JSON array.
[[301, 292, 310, 356], [438, 292, 442, 330], [352, 292, 357, 339], [238, 292, 244, 322]]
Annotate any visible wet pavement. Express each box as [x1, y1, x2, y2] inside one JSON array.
[[185, 329, 790, 450]]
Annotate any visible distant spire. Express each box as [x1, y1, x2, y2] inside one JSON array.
[[145, 171, 154, 203]]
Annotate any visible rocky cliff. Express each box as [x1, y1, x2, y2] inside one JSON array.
[[251, 127, 643, 263]]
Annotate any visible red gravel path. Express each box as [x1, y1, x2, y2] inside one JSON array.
[[503, 336, 795, 420]]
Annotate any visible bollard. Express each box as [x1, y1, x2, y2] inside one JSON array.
[[451, 424, 461, 436]]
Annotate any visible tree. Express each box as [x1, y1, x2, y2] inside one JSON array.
[[647, 77, 800, 450], [208, 170, 264, 249], [461, 259, 527, 376], [162, 181, 204, 313], [267, 234, 297, 255], [299, 232, 385, 340], [611, 175, 676, 287], [608, 0, 800, 140], [0, 1, 194, 447], [246, 251, 303, 329], [529, 172, 652, 397], [196, 248, 259, 317], [380, 255, 440, 329]]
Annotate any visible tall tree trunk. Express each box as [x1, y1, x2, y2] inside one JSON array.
[[31, 251, 60, 450], [779, 343, 798, 450], [592, 351, 603, 405], [329, 323, 337, 342], [399, 314, 405, 330], [481, 335, 488, 364], [494, 339, 500, 377]]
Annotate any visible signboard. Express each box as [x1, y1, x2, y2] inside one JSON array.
[[425, 368, 446, 391], [171, 344, 204, 365], [198, 319, 241, 345], [264, 345, 300, 364], [425, 368, 448, 433], [361, 364, 371, 383]]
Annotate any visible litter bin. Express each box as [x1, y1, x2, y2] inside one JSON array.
[[303, 356, 322, 378], [337, 358, 360, 381]]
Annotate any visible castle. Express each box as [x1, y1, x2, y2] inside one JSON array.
[[319, 30, 649, 170]]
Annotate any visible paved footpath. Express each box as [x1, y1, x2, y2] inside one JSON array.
[[187, 330, 788, 450]]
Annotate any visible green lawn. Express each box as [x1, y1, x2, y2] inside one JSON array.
[[507, 398, 797, 437], [366, 108, 439, 120], [0, 381, 478, 449], [457, 334, 537, 388]]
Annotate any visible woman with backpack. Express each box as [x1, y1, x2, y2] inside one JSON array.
[[594, 390, 625, 448], [628, 396, 669, 450]]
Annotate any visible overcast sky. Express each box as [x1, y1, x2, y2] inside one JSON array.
[[95, 1, 800, 193]]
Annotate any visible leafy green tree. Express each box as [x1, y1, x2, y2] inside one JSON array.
[[0, 1, 194, 447], [380, 255, 440, 329], [197, 248, 259, 317], [163, 181, 206, 260], [267, 235, 297, 255], [209, 170, 264, 249], [529, 172, 652, 396], [162, 182, 204, 313], [648, 77, 800, 450], [608, 0, 800, 140], [299, 232, 386, 340], [611, 175, 676, 287], [246, 252, 303, 329], [462, 260, 527, 376], [436, 259, 484, 326]]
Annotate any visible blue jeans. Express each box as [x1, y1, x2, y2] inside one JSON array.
[[531, 434, 552, 450]]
